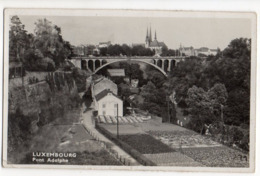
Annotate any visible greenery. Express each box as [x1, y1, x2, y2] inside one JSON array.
[[9, 15, 73, 72], [96, 44, 155, 56]]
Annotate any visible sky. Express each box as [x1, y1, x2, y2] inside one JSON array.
[[18, 15, 252, 50]]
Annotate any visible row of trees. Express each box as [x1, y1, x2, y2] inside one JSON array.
[[98, 44, 183, 57], [99, 44, 155, 56], [9, 16, 73, 71]]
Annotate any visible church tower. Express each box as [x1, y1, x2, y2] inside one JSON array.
[[149, 26, 152, 43], [145, 27, 149, 47], [154, 30, 157, 40]]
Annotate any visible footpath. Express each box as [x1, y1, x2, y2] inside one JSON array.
[[80, 104, 140, 166]]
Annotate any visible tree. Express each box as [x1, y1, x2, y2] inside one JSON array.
[[186, 83, 228, 134], [186, 86, 214, 134], [33, 18, 72, 67], [121, 44, 132, 56], [160, 45, 168, 56], [119, 62, 144, 83], [99, 47, 108, 56], [9, 15, 31, 62], [146, 69, 166, 88]]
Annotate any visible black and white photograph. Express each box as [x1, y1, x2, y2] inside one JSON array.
[[2, 9, 256, 172]]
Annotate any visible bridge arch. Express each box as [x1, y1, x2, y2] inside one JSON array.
[[94, 59, 167, 76]]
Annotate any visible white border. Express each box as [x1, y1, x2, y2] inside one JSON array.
[[0, 2, 256, 175]]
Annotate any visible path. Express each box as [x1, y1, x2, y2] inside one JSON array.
[[81, 103, 140, 166]]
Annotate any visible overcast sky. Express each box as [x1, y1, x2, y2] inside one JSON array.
[[18, 15, 251, 50]]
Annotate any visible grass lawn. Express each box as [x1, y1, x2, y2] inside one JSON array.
[[119, 134, 175, 154]]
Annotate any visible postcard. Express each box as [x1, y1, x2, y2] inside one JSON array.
[[2, 9, 256, 172]]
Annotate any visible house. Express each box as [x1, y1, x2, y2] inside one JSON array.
[[94, 89, 123, 116], [194, 47, 218, 57], [179, 46, 195, 56], [179, 45, 219, 57], [92, 77, 118, 97], [98, 41, 111, 48]]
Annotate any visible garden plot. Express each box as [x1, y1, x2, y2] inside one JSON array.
[[182, 146, 249, 167], [99, 124, 145, 135], [144, 152, 204, 167], [149, 131, 221, 149], [119, 134, 175, 154]]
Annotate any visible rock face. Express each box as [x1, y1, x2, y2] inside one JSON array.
[[8, 71, 80, 133]]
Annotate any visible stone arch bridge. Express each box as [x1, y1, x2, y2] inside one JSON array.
[[70, 56, 185, 76]]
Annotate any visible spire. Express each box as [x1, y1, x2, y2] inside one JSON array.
[[155, 30, 157, 40], [149, 25, 152, 42], [145, 27, 149, 43]]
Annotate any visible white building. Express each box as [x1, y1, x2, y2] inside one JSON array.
[[94, 89, 123, 117], [98, 41, 111, 48]]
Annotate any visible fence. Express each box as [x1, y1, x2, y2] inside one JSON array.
[[82, 123, 132, 166]]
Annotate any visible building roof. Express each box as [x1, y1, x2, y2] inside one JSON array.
[[107, 69, 125, 77], [158, 42, 166, 47], [149, 39, 166, 48], [197, 47, 209, 52], [182, 46, 194, 50], [95, 89, 122, 102], [149, 40, 160, 47]]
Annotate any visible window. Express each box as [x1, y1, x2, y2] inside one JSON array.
[[102, 103, 106, 108], [103, 111, 106, 115], [114, 104, 118, 108]]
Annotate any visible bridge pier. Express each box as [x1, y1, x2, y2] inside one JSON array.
[[161, 60, 165, 71], [92, 59, 96, 72], [167, 59, 171, 72]]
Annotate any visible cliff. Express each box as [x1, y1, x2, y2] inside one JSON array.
[[8, 71, 80, 133]]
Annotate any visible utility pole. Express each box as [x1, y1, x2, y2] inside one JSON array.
[[116, 103, 119, 139], [166, 95, 170, 123], [220, 104, 224, 142]]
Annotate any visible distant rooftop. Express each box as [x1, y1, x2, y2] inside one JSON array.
[[107, 69, 125, 77]]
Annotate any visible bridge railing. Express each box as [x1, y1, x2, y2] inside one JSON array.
[[71, 56, 185, 60]]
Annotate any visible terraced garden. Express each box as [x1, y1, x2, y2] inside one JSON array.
[[98, 118, 249, 167], [148, 131, 221, 149], [148, 130, 249, 167], [144, 152, 204, 166], [119, 134, 175, 154], [182, 146, 249, 167]]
